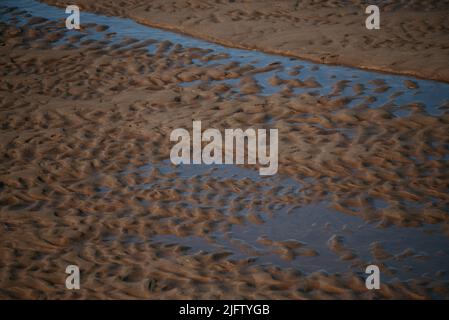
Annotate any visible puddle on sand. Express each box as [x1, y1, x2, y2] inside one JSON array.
[[115, 161, 449, 282], [2, 0, 449, 116]]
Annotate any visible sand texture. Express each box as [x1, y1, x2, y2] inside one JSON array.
[[37, 0, 449, 82], [1, 2, 449, 299]]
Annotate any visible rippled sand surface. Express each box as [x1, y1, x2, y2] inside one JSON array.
[[0, 1, 448, 299], [39, 0, 449, 82]]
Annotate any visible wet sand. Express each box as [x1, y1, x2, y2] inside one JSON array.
[[37, 0, 449, 82], [1, 2, 449, 299]]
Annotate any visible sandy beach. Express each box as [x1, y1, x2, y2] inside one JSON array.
[[0, 1, 448, 299]]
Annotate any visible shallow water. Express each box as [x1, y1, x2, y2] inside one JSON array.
[[1, 0, 449, 116], [116, 161, 449, 281]]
